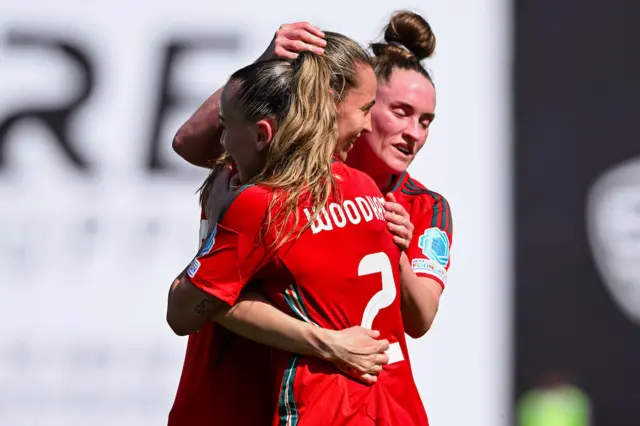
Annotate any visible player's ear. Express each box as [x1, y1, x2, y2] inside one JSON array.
[[255, 117, 276, 151]]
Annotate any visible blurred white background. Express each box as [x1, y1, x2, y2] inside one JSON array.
[[0, 1, 511, 424]]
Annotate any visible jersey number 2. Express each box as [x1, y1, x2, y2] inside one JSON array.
[[358, 252, 404, 364]]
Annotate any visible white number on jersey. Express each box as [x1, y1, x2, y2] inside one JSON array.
[[358, 252, 404, 364]]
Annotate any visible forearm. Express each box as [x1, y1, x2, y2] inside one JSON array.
[[172, 21, 324, 168], [399, 253, 442, 338], [172, 87, 225, 168], [172, 47, 273, 168], [167, 274, 226, 336], [215, 292, 335, 360]]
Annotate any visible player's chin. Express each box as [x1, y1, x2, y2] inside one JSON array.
[[385, 156, 410, 175]]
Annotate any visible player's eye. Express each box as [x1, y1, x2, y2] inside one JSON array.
[[361, 105, 374, 115]]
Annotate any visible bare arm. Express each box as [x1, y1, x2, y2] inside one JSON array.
[[167, 275, 389, 382], [234, 291, 392, 381], [172, 88, 225, 168], [398, 253, 443, 338], [383, 193, 445, 338], [219, 292, 389, 384], [218, 292, 334, 358], [167, 273, 226, 336]]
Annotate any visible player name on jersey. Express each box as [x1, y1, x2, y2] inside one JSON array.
[[303, 195, 386, 234]]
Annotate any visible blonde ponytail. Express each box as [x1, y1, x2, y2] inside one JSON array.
[[252, 52, 339, 250]]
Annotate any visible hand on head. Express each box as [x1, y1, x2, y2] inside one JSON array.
[[260, 21, 327, 60]]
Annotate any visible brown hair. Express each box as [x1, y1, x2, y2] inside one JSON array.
[[370, 10, 436, 84], [322, 31, 372, 101]]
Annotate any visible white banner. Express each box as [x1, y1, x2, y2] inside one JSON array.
[[0, 1, 510, 425]]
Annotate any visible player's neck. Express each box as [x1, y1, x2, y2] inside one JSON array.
[[237, 164, 261, 184], [370, 172, 395, 193]]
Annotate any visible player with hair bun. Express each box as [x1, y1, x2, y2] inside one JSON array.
[[349, 11, 453, 338]]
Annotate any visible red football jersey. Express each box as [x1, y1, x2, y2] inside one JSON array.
[[168, 209, 272, 426], [391, 171, 453, 288], [187, 161, 429, 425]]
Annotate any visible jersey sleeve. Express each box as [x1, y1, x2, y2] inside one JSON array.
[[186, 187, 269, 306], [199, 208, 209, 247], [407, 193, 453, 288]]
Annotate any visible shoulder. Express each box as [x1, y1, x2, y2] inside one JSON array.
[[398, 173, 451, 208], [218, 184, 270, 227], [397, 173, 453, 232], [332, 161, 381, 193]]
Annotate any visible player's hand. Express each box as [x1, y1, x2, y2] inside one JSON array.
[[257, 22, 326, 61], [384, 193, 414, 251], [325, 327, 390, 385], [204, 166, 240, 224]]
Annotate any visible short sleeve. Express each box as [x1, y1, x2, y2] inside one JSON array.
[[406, 193, 453, 288], [186, 186, 269, 305]]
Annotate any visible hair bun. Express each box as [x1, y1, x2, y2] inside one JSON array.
[[373, 10, 435, 61]]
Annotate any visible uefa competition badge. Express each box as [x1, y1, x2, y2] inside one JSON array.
[[418, 228, 450, 266]]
